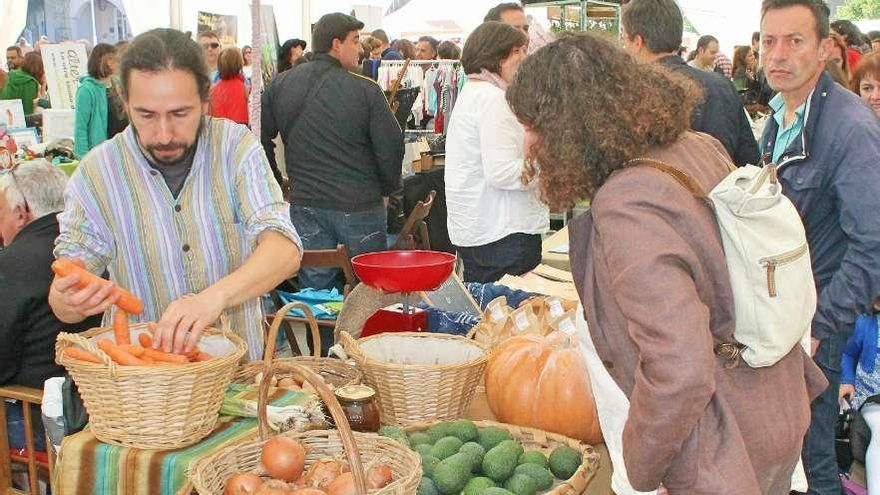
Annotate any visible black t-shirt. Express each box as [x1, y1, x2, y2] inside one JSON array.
[[142, 137, 198, 198]]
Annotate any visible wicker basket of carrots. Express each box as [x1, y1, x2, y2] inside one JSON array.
[[55, 315, 247, 450]]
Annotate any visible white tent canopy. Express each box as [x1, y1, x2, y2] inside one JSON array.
[[678, 0, 763, 56]]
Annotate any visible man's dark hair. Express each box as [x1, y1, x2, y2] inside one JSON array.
[[6, 46, 21, 56], [696, 35, 718, 51], [869, 30, 880, 42], [438, 41, 461, 60], [831, 19, 863, 47], [761, 0, 830, 39], [87, 43, 117, 79], [418, 36, 440, 56], [120, 28, 211, 102], [278, 38, 307, 73], [371, 29, 390, 45], [621, 0, 683, 54], [752, 31, 761, 43], [461, 21, 528, 75], [312, 13, 364, 54], [484, 2, 524, 22]]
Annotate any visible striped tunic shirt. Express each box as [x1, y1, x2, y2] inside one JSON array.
[[54, 118, 301, 361]]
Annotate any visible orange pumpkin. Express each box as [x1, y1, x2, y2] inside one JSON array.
[[484, 332, 602, 444]]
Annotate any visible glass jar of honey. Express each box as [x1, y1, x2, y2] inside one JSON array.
[[333, 384, 381, 433]]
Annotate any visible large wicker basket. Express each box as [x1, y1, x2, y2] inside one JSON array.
[[404, 420, 601, 495], [235, 302, 362, 389], [55, 322, 246, 450], [186, 362, 422, 494], [339, 331, 488, 425]]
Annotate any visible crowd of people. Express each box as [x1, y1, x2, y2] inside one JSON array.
[[2, 0, 880, 494]]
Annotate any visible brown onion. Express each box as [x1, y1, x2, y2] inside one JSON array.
[[261, 437, 307, 482], [366, 465, 393, 489], [224, 473, 264, 495], [326, 472, 357, 495]]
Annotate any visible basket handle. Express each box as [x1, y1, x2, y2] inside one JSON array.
[[257, 361, 368, 495], [338, 331, 364, 363], [56, 331, 119, 376], [264, 301, 323, 361]]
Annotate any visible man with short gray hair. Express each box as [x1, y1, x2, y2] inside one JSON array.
[[0, 160, 99, 451]]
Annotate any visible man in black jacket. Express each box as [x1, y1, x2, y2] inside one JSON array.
[[262, 13, 403, 291], [621, 0, 760, 167], [0, 159, 99, 450]]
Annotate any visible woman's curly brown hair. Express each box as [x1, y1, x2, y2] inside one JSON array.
[[507, 32, 701, 210]]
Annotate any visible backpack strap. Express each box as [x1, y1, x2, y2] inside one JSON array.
[[623, 157, 745, 368], [624, 157, 714, 209]]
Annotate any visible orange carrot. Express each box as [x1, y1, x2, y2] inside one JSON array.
[[113, 310, 130, 345], [142, 347, 189, 364], [187, 351, 213, 362], [97, 339, 147, 365], [119, 344, 145, 357], [64, 347, 102, 363], [51, 259, 144, 315], [141, 355, 155, 364], [138, 333, 153, 348]]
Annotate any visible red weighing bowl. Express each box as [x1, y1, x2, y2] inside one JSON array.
[[351, 250, 456, 293]]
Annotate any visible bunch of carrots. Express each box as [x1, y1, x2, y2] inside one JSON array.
[[54, 259, 214, 366]]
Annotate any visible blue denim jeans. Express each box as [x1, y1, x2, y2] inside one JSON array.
[[289, 204, 388, 355], [804, 333, 847, 495], [5, 400, 46, 452], [456, 233, 542, 283]]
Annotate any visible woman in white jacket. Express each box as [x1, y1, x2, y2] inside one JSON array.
[[445, 21, 548, 283]]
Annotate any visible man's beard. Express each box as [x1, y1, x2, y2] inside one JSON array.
[[132, 115, 205, 166]]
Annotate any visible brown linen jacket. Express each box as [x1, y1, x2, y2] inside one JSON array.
[[569, 132, 828, 494]]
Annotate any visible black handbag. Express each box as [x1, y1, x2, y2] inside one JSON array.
[[61, 376, 88, 436]]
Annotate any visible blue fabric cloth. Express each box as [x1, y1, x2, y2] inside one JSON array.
[[423, 307, 481, 336], [465, 282, 537, 310], [276, 288, 343, 320], [841, 314, 880, 411], [842, 314, 879, 384], [5, 401, 46, 452]]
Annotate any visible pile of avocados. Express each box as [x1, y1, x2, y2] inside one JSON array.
[[378, 420, 582, 495]]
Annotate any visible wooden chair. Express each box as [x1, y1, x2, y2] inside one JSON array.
[[393, 190, 436, 250], [266, 244, 357, 356], [0, 386, 54, 495]]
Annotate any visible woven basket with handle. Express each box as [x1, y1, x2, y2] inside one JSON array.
[[339, 331, 488, 426], [55, 321, 247, 450], [404, 420, 601, 495], [186, 361, 422, 494], [235, 301, 362, 389]]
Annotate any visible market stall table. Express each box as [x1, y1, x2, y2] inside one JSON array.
[[541, 227, 571, 272], [53, 387, 309, 495]]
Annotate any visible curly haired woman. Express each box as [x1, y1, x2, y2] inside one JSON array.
[[506, 32, 826, 494]]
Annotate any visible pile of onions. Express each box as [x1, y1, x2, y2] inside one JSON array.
[[224, 436, 394, 495]]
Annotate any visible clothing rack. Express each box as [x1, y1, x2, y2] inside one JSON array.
[[380, 59, 461, 66]]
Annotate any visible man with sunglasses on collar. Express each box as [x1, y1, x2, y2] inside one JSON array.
[[198, 31, 222, 83], [0, 159, 100, 454]]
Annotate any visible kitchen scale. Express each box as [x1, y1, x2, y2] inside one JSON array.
[[351, 250, 456, 337]]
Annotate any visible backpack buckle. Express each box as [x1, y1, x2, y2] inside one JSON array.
[[714, 341, 745, 368]]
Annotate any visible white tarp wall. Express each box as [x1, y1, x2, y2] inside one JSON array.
[[678, 0, 763, 57], [1, 0, 28, 63], [380, 0, 507, 40]]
